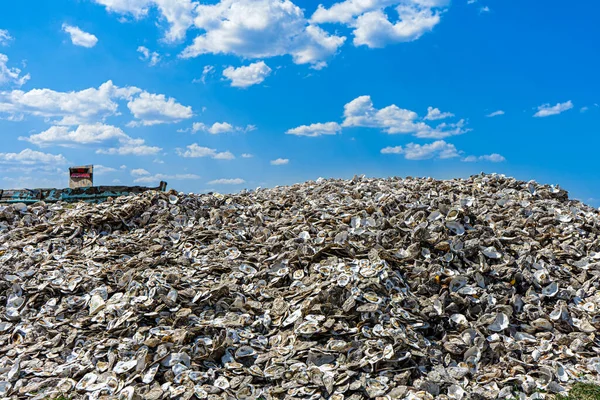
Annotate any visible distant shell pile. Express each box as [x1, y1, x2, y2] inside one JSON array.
[[1, 174, 600, 400]]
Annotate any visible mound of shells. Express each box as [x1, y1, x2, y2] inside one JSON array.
[[1, 174, 600, 400]]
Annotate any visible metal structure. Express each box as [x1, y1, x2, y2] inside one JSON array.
[[69, 165, 94, 188], [0, 182, 168, 204], [1, 165, 168, 204]]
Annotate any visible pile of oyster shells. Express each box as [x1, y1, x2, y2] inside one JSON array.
[[1, 174, 599, 400]]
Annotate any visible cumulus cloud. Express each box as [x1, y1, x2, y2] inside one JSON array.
[[208, 178, 246, 185], [176, 143, 235, 160], [380, 140, 459, 160], [0, 29, 12, 46], [312, 0, 448, 48], [93, 0, 196, 43], [462, 153, 505, 162], [0, 148, 68, 165], [486, 110, 504, 117], [424, 106, 454, 120], [134, 173, 200, 184], [20, 123, 161, 156], [0, 53, 30, 87], [96, 0, 450, 67], [127, 92, 193, 126], [192, 121, 254, 134], [96, 140, 162, 156], [193, 65, 215, 84], [0, 80, 134, 124], [137, 46, 160, 66], [241, 153, 253, 158], [352, 6, 442, 47], [286, 122, 341, 137], [271, 158, 289, 165], [94, 165, 118, 175], [533, 100, 573, 118], [181, 0, 346, 69], [1, 81, 133, 124], [130, 168, 150, 176], [380, 146, 403, 154], [342, 95, 469, 138], [223, 61, 272, 88], [22, 124, 129, 147], [62, 24, 98, 48], [0, 80, 192, 126]]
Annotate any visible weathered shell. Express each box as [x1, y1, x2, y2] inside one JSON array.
[[487, 313, 509, 332], [0, 175, 598, 398]]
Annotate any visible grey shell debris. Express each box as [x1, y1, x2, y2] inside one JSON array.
[[0, 173, 599, 399]]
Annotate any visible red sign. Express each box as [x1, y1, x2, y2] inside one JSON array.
[[71, 173, 91, 178]]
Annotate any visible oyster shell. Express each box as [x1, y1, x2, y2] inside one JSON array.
[[0, 175, 598, 398]]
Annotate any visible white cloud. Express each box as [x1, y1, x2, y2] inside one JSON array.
[[0, 29, 12, 46], [420, 119, 469, 139], [533, 100, 573, 117], [462, 153, 505, 162], [0, 80, 140, 124], [193, 65, 214, 84], [134, 173, 200, 183], [20, 123, 161, 156], [380, 146, 403, 154], [131, 168, 150, 176], [380, 140, 459, 160], [96, 140, 162, 156], [467, 0, 477, 4], [580, 106, 589, 113], [223, 61, 272, 88], [286, 122, 341, 137], [181, 0, 346, 69], [22, 124, 129, 147], [312, 0, 448, 48], [241, 153, 253, 158], [62, 24, 98, 48], [208, 178, 246, 185], [113, 179, 122, 183], [94, 0, 196, 43], [177, 143, 235, 160], [127, 92, 193, 126], [137, 46, 161, 66], [0, 80, 192, 126], [424, 106, 454, 120], [342, 95, 469, 138], [271, 158, 289, 165], [352, 5, 442, 48], [480, 6, 490, 13], [0, 53, 30, 87], [486, 110, 504, 117], [0, 148, 68, 165], [192, 121, 253, 134], [120, 164, 127, 169], [94, 165, 118, 175]]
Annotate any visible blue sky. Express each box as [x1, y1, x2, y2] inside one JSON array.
[[0, 0, 599, 204]]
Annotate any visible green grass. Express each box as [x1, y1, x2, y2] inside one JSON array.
[[555, 383, 600, 400]]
